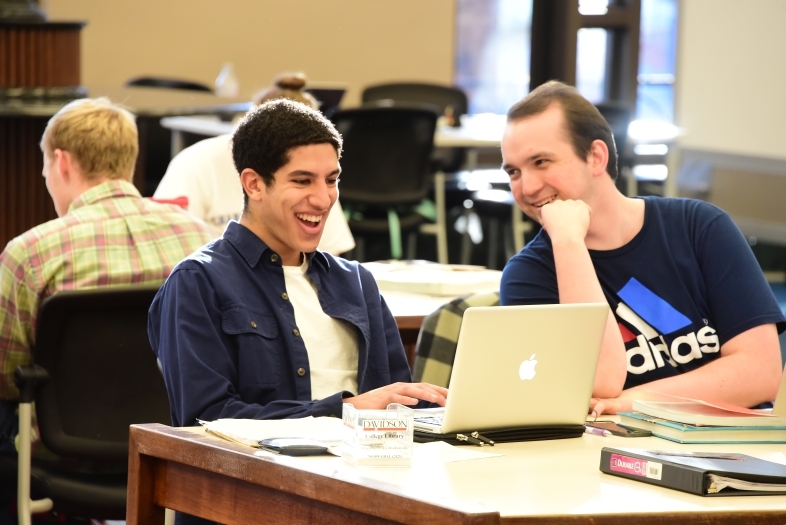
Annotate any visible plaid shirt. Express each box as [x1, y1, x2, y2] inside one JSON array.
[[0, 180, 212, 399], [412, 291, 500, 387]]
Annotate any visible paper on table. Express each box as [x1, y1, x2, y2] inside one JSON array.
[[413, 441, 503, 463], [708, 473, 786, 493], [362, 261, 502, 297], [200, 417, 345, 448], [362, 261, 487, 273]]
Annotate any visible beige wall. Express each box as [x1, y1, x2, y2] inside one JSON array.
[[709, 167, 786, 226], [677, 0, 786, 160], [44, 0, 455, 107], [674, 1, 786, 243]]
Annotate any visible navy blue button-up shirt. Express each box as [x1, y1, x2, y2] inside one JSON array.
[[148, 221, 412, 427]]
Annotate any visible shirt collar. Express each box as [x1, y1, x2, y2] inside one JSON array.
[[68, 180, 141, 213], [223, 221, 330, 271]]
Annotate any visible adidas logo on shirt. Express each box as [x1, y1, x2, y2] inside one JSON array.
[[614, 278, 719, 375]]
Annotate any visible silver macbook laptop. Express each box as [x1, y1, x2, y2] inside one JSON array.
[[414, 302, 609, 434]]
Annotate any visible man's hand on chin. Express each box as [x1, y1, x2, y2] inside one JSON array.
[[540, 199, 592, 244]]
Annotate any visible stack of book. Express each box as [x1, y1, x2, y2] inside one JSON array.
[[618, 399, 786, 444]]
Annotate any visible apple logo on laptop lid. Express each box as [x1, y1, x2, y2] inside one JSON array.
[[519, 354, 537, 381]]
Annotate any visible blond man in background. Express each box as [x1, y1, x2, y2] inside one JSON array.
[[0, 97, 212, 454]]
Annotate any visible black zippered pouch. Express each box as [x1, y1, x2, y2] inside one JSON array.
[[414, 424, 585, 446]]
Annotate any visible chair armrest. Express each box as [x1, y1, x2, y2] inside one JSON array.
[[14, 365, 49, 404]]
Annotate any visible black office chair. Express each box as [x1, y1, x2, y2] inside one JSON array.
[[362, 82, 469, 174], [361, 82, 468, 127], [125, 76, 213, 93], [0, 285, 169, 524], [594, 102, 633, 192], [331, 106, 443, 262]]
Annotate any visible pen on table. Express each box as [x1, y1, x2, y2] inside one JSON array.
[[584, 426, 612, 437]]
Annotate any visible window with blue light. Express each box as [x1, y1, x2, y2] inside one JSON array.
[[454, 0, 533, 115], [454, 0, 678, 125]]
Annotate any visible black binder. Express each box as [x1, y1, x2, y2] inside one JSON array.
[[600, 447, 786, 496]]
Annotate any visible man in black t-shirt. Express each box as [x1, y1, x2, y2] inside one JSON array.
[[499, 81, 784, 415]]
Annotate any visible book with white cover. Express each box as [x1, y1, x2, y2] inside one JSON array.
[[631, 400, 786, 428]]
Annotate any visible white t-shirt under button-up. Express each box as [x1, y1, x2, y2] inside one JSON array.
[[282, 257, 359, 400]]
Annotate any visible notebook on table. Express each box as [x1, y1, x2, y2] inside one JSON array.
[[414, 302, 609, 435]]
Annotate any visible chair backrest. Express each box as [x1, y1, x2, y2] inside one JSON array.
[[305, 87, 346, 118], [363, 83, 468, 173], [125, 76, 213, 93], [331, 106, 437, 205], [413, 291, 500, 387], [33, 285, 169, 464], [362, 82, 468, 126]]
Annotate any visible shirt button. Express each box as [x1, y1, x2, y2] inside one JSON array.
[[250, 321, 257, 329], [297, 367, 306, 377], [292, 328, 300, 337], [281, 292, 289, 301], [270, 254, 279, 263]]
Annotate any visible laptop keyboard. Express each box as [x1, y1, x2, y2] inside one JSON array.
[[414, 414, 444, 426]]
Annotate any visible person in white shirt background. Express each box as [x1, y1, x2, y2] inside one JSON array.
[[154, 73, 356, 255]]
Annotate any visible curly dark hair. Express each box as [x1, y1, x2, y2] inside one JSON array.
[[507, 81, 619, 180], [231, 98, 343, 208]]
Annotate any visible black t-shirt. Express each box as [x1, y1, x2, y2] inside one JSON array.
[[501, 197, 785, 389]]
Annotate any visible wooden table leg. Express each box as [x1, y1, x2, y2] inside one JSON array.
[[127, 428, 165, 525]]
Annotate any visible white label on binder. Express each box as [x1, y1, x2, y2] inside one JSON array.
[[646, 461, 663, 480]]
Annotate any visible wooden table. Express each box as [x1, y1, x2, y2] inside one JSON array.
[[127, 423, 786, 525]]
